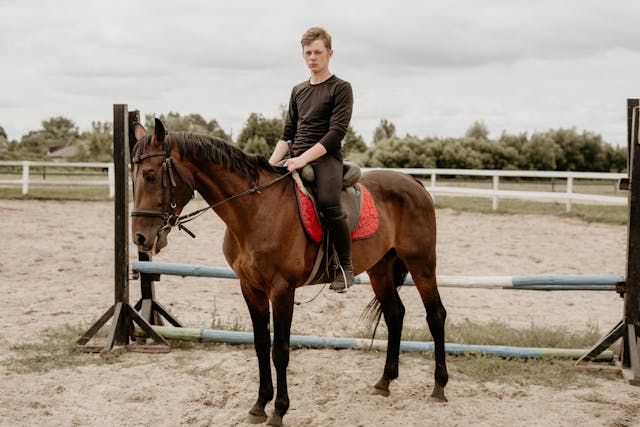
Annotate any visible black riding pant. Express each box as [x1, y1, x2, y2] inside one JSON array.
[[310, 155, 352, 266]]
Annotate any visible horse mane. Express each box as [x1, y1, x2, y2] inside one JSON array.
[[134, 132, 280, 182], [171, 132, 280, 181]]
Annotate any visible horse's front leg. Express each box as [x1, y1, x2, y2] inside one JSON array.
[[241, 283, 273, 423], [267, 284, 295, 427]]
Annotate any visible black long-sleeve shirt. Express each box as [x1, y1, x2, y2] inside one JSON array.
[[281, 75, 353, 159]]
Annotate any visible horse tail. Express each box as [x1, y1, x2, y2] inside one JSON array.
[[360, 254, 409, 340]]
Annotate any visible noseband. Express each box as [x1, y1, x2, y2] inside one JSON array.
[[131, 136, 196, 236]]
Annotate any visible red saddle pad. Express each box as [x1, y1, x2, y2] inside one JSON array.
[[295, 183, 379, 243]]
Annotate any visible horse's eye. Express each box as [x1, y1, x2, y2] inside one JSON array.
[[143, 171, 156, 183]]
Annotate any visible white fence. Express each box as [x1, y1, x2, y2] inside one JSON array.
[[362, 168, 627, 212], [0, 161, 628, 212], [0, 161, 114, 198]]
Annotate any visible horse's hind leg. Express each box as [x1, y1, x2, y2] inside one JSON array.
[[403, 257, 448, 402], [241, 283, 273, 423], [367, 252, 406, 397]]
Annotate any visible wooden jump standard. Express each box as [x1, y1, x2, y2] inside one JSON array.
[[76, 105, 172, 353], [576, 99, 640, 384]]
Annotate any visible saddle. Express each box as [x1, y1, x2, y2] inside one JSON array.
[[296, 161, 364, 235], [289, 161, 379, 285]]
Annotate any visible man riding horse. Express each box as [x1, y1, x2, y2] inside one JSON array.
[[268, 27, 354, 292]]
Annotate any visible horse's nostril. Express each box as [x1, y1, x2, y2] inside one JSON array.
[[136, 233, 146, 245]]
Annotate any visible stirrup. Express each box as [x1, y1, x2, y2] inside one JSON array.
[[329, 264, 353, 293]]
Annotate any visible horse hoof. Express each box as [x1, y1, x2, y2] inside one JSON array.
[[248, 407, 267, 424], [372, 386, 390, 397], [267, 414, 283, 426], [247, 413, 267, 424], [430, 385, 448, 402]]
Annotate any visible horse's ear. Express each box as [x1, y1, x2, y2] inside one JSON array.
[[133, 122, 147, 141], [154, 118, 166, 143]]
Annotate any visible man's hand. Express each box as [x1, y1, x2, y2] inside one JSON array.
[[284, 156, 307, 171], [284, 143, 328, 171]]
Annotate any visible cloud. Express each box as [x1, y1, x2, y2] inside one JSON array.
[[0, 0, 638, 146]]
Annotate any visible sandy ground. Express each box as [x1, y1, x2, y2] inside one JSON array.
[[1, 199, 639, 426]]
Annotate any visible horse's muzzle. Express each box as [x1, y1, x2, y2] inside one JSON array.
[[133, 228, 168, 254]]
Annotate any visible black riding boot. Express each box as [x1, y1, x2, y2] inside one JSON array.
[[326, 212, 354, 292]]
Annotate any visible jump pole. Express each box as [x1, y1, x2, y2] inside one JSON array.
[[77, 104, 170, 353], [131, 261, 622, 291], [135, 325, 613, 361]]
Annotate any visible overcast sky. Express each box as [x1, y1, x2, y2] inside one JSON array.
[[1, 0, 639, 146]]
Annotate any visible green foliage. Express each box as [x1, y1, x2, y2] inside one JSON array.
[[373, 119, 397, 145], [144, 112, 231, 141], [2, 113, 628, 173], [69, 144, 89, 162], [236, 112, 284, 154], [86, 121, 113, 162], [13, 116, 80, 160], [242, 136, 271, 158], [363, 122, 625, 172], [465, 120, 490, 140], [368, 136, 437, 168], [342, 126, 367, 158], [0, 125, 7, 140], [41, 116, 79, 141]]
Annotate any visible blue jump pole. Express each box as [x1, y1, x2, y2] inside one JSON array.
[[131, 261, 622, 291], [137, 325, 614, 361]]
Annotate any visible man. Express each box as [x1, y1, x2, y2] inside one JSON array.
[[269, 27, 354, 292]]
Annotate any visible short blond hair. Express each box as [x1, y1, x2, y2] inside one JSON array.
[[301, 27, 332, 50]]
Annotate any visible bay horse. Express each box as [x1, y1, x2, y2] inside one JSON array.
[[131, 119, 448, 426]]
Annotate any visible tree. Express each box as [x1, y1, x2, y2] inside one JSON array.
[[342, 126, 367, 158], [83, 121, 112, 162], [367, 136, 439, 168], [41, 116, 79, 142], [0, 125, 7, 140], [465, 121, 490, 141], [373, 119, 396, 145], [69, 144, 89, 162], [236, 113, 284, 154], [15, 116, 80, 160], [521, 133, 563, 170], [242, 136, 271, 158], [144, 112, 231, 141]]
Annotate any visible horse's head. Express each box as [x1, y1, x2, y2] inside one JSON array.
[[130, 118, 194, 254]]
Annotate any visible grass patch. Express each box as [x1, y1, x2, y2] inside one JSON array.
[[435, 196, 628, 225], [445, 353, 617, 388], [354, 318, 608, 351], [350, 318, 619, 388], [0, 186, 112, 201], [407, 318, 604, 349], [210, 299, 250, 332], [4, 317, 618, 389], [3, 323, 121, 374]]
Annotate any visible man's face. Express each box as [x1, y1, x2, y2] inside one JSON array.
[[303, 39, 332, 74]]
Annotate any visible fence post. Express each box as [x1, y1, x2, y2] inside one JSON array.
[[108, 163, 115, 199], [566, 176, 574, 213], [21, 161, 30, 195], [430, 173, 436, 202], [492, 175, 499, 210]]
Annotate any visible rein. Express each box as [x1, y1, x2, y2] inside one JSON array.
[[171, 171, 292, 236], [131, 136, 291, 238]]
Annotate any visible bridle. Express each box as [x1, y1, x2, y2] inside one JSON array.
[[131, 134, 291, 239], [131, 135, 196, 235]]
